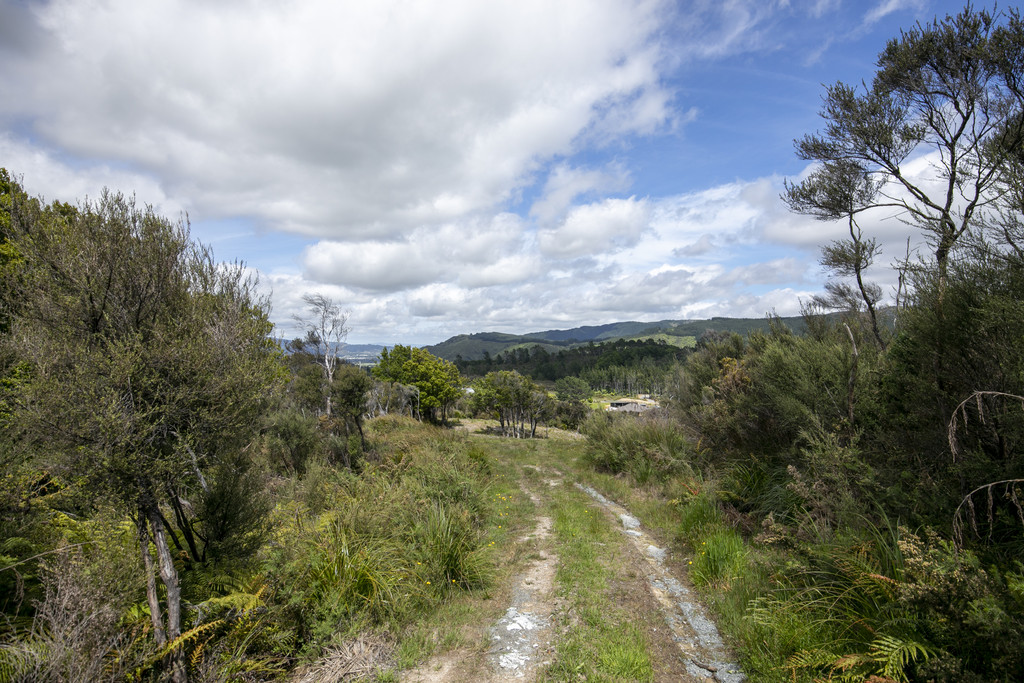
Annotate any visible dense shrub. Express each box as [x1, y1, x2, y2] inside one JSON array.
[[581, 411, 694, 482]]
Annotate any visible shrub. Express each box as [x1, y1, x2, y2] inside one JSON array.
[[581, 411, 693, 481]]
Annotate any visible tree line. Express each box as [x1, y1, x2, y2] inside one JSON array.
[[456, 337, 688, 393]]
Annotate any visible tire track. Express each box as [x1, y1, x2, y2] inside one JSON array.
[[576, 484, 745, 683], [403, 483, 559, 682]]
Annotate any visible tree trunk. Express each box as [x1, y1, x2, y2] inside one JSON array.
[[146, 503, 188, 683], [843, 323, 858, 428], [356, 417, 367, 452], [136, 511, 167, 646]]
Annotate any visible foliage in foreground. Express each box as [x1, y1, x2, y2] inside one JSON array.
[[581, 410, 1024, 682], [0, 416, 504, 681]]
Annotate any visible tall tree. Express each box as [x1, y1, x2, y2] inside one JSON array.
[[3, 189, 283, 682], [789, 6, 1024, 287], [373, 345, 462, 423], [293, 293, 349, 417]]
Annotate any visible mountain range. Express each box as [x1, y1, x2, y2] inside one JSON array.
[[282, 315, 808, 363]]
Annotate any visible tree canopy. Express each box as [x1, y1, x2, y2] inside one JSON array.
[[785, 5, 1024, 285], [1, 182, 284, 681], [373, 345, 462, 423]]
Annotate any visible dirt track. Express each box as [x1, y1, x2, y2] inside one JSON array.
[[402, 432, 744, 682]]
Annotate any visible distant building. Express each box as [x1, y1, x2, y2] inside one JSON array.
[[607, 399, 653, 414]]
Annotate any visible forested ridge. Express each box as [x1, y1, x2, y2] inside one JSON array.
[[455, 337, 689, 394], [2, 5, 1024, 683]]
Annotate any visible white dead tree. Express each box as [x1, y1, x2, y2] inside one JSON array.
[[293, 293, 349, 417]]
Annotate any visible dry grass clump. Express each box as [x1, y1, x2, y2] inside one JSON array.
[[290, 632, 394, 683]]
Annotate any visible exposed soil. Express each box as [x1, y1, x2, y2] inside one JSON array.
[[403, 436, 743, 682], [402, 486, 559, 683]]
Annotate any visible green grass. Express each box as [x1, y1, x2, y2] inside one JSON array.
[[539, 485, 654, 682], [690, 528, 747, 588]]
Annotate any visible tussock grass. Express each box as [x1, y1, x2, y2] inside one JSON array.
[[580, 412, 695, 482], [690, 528, 747, 589], [254, 415, 531, 672]]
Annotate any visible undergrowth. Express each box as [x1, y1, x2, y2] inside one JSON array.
[[0, 415, 516, 682], [576, 414, 1024, 682]]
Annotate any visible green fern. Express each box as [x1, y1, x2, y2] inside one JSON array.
[[870, 634, 936, 682], [156, 619, 225, 659], [784, 646, 842, 672]]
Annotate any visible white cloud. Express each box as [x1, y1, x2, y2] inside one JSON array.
[[673, 234, 716, 257], [302, 213, 532, 291], [530, 163, 631, 226], [539, 197, 651, 258], [0, 134, 183, 215], [5, 0, 677, 239], [863, 0, 925, 26], [4, 0, 948, 346]]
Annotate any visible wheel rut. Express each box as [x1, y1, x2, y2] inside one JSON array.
[[402, 449, 743, 683], [576, 483, 745, 683], [402, 481, 559, 682]]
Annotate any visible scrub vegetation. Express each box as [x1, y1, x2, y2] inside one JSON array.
[[2, 5, 1024, 682], [572, 7, 1024, 682]]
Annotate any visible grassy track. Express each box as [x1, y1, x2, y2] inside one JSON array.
[[398, 424, 717, 682]]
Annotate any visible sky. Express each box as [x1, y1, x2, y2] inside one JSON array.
[[0, 0, 978, 345]]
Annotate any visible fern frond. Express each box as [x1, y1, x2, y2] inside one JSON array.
[[784, 647, 840, 670], [156, 619, 225, 658], [870, 634, 936, 682]]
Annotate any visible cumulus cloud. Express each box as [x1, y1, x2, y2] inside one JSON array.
[[538, 197, 651, 258], [5, 0, 677, 239], [3, 0, 943, 345], [529, 163, 631, 226], [302, 213, 532, 291], [0, 134, 183, 215]]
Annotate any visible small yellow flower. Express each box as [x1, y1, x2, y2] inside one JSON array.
[[426, 581, 431, 584]]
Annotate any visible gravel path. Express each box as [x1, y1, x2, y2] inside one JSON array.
[[403, 485, 559, 683], [403, 455, 744, 682]]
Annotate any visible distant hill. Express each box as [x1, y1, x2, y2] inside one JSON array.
[[426, 315, 807, 361]]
